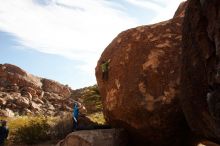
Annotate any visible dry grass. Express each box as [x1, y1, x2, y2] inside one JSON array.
[[1, 113, 73, 145], [87, 112, 106, 125]]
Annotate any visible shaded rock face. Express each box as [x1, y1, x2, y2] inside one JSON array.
[[0, 63, 73, 116], [95, 2, 189, 146], [57, 129, 128, 146], [181, 0, 220, 141]]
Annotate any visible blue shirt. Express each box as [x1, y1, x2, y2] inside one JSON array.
[[72, 104, 79, 120]]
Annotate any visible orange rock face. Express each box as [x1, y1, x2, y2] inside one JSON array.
[[95, 2, 189, 146], [181, 0, 220, 142], [42, 79, 71, 98], [0, 64, 42, 90]]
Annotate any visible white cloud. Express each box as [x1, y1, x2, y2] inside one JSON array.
[[150, 0, 186, 24], [126, 0, 164, 12], [0, 0, 138, 75], [126, 0, 185, 24], [0, 0, 185, 87]]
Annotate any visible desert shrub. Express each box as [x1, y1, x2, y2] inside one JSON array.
[[49, 112, 72, 139], [2, 114, 74, 145], [87, 112, 106, 124], [12, 116, 50, 144]]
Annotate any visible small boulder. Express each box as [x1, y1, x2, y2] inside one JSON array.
[[30, 102, 41, 111], [193, 140, 220, 146], [0, 108, 14, 117], [56, 129, 127, 146], [16, 97, 30, 108]]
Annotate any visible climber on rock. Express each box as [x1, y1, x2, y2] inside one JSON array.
[[72, 102, 86, 131], [72, 102, 79, 131], [101, 59, 111, 81]]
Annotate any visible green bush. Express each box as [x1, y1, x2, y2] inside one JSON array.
[[3, 115, 74, 145], [87, 112, 106, 124], [13, 117, 50, 144]]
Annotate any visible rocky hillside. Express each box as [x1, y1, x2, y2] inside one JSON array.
[[0, 63, 72, 117], [0, 63, 102, 119]]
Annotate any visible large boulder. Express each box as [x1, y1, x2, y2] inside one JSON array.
[[95, 2, 189, 146], [1, 64, 27, 76], [180, 0, 220, 142], [56, 129, 127, 146]]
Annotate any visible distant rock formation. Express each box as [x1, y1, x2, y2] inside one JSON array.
[[42, 78, 71, 98], [181, 0, 220, 142], [95, 2, 189, 146], [0, 63, 72, 116]]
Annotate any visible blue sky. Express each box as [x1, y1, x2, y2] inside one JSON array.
[[0, 0, 184, 89]]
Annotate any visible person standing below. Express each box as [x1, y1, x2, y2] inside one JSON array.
[[0, 120, 9, 146], [101, 59, 111, 81], [72, 102, 79, 131]]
